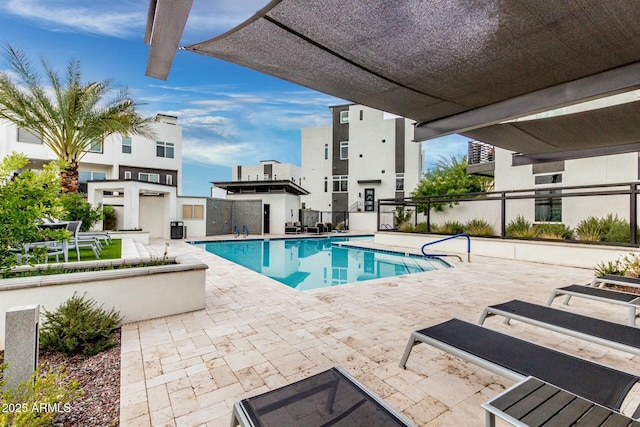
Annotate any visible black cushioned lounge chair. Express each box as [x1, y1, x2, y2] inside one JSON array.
[[399, 318, 640, 413], [548, 284, 640, 326], [479, 299, 640, 356]]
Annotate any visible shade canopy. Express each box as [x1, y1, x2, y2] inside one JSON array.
[[147, 0, 640, 157]]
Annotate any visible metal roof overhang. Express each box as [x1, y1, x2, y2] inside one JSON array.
[[147, 0, 640, 157], [213, 180, 310, 196]]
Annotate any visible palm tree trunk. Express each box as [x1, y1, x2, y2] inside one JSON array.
[[60, 161, 80, 194]]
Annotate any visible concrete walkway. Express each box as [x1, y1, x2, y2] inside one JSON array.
[[120, 235, 640, 426]]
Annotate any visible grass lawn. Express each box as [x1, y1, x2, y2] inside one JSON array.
[[72, 238, 122, 262]]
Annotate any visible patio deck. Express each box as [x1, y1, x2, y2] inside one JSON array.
[[120, 236, 640, 426]]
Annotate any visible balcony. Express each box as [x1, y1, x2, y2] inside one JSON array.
[[467, 140, 495, 177]]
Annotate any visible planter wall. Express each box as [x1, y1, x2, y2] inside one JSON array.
[[0, 255, 207, 350], [375, 232, 640, 269]]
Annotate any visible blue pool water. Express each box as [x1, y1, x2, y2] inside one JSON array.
[[191, 236, 450, 290]]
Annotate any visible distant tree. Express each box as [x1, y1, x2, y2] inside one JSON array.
[[412, 155, 494, 211], [0, 44, 155, 193]]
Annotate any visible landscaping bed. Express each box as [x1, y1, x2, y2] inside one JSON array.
[[0, 331, 120, 427]]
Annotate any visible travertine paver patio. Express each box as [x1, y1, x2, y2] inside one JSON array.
[[120, 236, 640, 426]]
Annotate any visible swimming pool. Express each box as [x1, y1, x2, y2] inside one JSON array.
[[191, 236, 450, 290]]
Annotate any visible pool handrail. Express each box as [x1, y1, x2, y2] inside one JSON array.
[[242, 225, 249, 237], [234, 225, 241, 238], [422, 233, 470, 262]]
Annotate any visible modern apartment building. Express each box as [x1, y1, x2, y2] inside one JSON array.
[[300, 104, 423, 227], [0, 113, 182, 194]]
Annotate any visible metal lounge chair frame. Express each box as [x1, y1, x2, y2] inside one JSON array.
[[479, 299, 640, 356], [399, 318, 640, 413], [66, 220, 101, 260], [547, 284, 640, 326]]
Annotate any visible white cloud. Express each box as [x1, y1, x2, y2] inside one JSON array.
[[182, 138, 263, 167], [3, 0, 145, 38], [182, 0, 271, 43]]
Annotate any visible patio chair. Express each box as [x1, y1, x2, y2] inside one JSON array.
[[479, 299, 640, 356], [547, 284, 640, 326], [399, 318, 640, 413], [306, 222, 325, 235], [66, 220, 101, 260], [284, 222, 302, 234], [22, 241, 66, 264], [78, 230, 112, 246], [231, 366, 416, 426]]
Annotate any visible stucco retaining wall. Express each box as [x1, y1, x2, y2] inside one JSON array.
[[0, 256, 207, 350]]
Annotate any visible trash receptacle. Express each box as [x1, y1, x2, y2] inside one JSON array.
[[170, 221, 185, 239]]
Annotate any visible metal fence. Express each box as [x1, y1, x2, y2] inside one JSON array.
[[377, 181, 640, 247]]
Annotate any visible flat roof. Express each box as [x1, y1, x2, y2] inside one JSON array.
[[213, 180, 309, 196]]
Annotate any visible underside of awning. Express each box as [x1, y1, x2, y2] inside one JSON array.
[[148, 0, 640, 158]]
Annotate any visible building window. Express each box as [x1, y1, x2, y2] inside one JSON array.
[[17, 128, 42, 144], [535, 189, 562, 222], [359, 110, 363, 120], [182, 204, 204, 219], [395, 173, 405, 191], [139, 172, 160, 183], [535, 174, 562, 185], [122, 136, 132, 154], [324, 144, 328, 160], [156, 141, 174, 158], [340, 141, 349, 160], [87, 140, 103, 153], [332, 175, 348, 192], [166, 175, 173, 185], [124, 171, 131, 180], [324, 177, 328, 193], [340, 111, 349, 123], [79, 171, 107, 182]]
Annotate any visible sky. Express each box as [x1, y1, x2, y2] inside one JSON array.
[[0, 0, 469, 197]]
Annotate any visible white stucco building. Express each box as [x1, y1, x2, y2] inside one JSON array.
[[0, 114, 187, 238], [300, 104, 423, 230]]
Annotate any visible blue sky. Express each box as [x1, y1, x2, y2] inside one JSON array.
[[0, 0, 468, 196]]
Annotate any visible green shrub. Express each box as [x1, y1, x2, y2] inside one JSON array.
[[533, 223, 573, 240], [40, 293, 122, 356], [601, 214, 630, 243], [438, 221, 465, 235], [594, 259, 624, 277], [505, 216, 540, 238], [59, 193, 102, 232], [463, 219, 496, 236], [399, 223, 414, 232], [575, 217, 603, 241], [414, 222, 429, 233], [0, 362, 82, 427], [102, 205, 117, 230]]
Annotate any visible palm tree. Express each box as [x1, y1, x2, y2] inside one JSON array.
[[0, 44, 156, 193]]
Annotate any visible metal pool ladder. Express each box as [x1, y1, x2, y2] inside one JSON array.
[[421, 233, 470, 262]]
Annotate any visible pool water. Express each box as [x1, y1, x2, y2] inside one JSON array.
[[191, 236, 450, 290]]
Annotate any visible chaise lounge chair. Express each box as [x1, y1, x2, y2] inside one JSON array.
[[548, 284, 640, 326], [399, 318, 640, 413], [66, 220, 101, 260], [231, 366, 416, 426], [479, 299, 640, 356]]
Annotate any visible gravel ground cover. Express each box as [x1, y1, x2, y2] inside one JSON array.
[[1, 331, 121, 427]]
